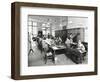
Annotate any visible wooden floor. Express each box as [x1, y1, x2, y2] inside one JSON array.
[[28, 45, 87, 66]]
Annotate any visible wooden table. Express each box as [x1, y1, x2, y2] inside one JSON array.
[[51, 45, 66, 55], [44, 40, 66, 64]]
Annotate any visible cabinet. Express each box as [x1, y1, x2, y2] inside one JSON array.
[[67, 28, 85, 42], [55, 28, 85, 43], [55, 29, 67, 43]]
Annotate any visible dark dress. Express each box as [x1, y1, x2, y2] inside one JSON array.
[[65, 45, 82, 64]]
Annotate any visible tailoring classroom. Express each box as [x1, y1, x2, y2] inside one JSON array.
[[28, 15, 88, 66]]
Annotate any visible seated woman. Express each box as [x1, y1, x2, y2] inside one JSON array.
[[77, 40, 87, 60], [65, 35, 82, 64], [65, 34, 73, 48], [42, 37, 54, 64], [77, 40, 86, 54]]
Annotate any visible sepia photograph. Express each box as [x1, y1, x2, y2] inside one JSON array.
[[28, 15, 88, 66]]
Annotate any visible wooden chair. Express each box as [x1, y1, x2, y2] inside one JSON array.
[[43, 44, 55, 64]]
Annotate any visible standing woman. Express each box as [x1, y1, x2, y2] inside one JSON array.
[[37, 31, 43, 53]]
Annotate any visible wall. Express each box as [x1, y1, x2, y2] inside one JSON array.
[[67, 17, 88, 29], [67, 17, 88, 42], [0, 0, 100, 82]]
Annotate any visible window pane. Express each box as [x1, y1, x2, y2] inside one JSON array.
[[28, 21, 32, 26], [33, 26, 37, 35], [28, 26, 32, 33], [33, 22, 37, 26]]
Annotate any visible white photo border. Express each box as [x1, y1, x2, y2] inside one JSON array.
[[20, 6, 95, 75]]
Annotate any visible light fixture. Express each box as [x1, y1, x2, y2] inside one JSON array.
[[68, 21, 73, 24], [42, 23, 46, 27]]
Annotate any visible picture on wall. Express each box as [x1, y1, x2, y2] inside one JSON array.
[[11, 2, 97, 80], [28, 15, 88, 66]]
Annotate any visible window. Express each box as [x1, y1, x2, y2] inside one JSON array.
[[28, 21, 38, 36]]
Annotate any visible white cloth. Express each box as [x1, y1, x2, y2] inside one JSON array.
[[77, 43, 86, 53], [42, 40, 49, 51], [65, 38, 73, 47], [45, 38, 52, 45]]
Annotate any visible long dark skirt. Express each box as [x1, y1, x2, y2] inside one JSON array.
[[65, 46, 82, 64]]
